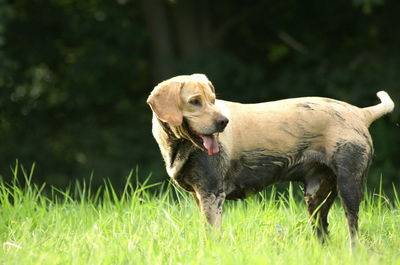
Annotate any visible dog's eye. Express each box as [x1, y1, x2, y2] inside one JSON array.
[[189, 98, 202, 107]]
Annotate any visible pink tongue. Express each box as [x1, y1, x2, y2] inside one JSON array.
[[200, 135, 219, 155]]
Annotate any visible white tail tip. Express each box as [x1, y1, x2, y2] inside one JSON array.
[[376, 91, 395, 113]]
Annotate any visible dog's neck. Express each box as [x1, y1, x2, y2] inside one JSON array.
[[159, 119, 204, 149], [155, 118, 196, 179], [158, 119, 181, 142]]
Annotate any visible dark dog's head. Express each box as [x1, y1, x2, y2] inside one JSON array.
[[147, 74, 228, 155]]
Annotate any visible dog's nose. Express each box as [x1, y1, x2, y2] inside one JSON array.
[[215, 116, 229, 132]]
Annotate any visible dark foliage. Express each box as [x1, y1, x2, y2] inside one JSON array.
[[0, 0, 399, 193]]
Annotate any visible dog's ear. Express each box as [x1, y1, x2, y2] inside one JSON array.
[[208, 82, 215, 93], [147, 81, 184, 126]]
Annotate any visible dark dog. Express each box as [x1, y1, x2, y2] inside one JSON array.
[[147, 74, 395, 248]]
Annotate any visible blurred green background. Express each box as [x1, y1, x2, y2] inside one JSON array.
[[0, 0, 399, 193]]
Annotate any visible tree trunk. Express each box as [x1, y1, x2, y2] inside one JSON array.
[[174, 0, 201, 60], [142, 0, 175, 83]]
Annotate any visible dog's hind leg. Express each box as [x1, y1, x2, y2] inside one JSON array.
[[333, 142, 371, 250], [337, 173, 364, 250], [304, 167, 337, 241]]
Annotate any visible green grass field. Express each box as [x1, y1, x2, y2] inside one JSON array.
[[1, 165, 399, 265]]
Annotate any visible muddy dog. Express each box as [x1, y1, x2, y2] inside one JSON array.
[[147, 74, 394, 248]]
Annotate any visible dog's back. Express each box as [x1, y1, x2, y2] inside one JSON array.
[[218, 92, 393, 157]]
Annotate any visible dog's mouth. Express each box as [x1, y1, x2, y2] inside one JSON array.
[[182, 120, 220, 156], [198, 134, 219, 155]]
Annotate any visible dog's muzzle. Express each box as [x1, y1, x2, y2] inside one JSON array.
[[196, 116, 228, 156]]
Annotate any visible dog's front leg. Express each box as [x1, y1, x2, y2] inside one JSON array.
[[195, 190, 226, 228], [183, 152, 226, 228]]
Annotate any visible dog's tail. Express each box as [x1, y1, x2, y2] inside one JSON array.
[[362, 91, 395, 126]]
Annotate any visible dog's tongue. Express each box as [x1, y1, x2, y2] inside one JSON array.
[[200, 135, 219, 155]]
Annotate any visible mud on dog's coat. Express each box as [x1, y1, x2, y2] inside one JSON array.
[[147, 74, 394, 248]]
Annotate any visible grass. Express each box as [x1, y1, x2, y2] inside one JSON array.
[[1, 164, 400, 265]]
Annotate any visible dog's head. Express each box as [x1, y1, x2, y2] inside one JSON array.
[[147, 74, 228, 155]]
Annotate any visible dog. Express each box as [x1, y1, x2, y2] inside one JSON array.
[[147, 74, 394, 248]]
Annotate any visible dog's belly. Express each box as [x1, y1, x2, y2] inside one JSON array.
[[224, 151, 292, 200]]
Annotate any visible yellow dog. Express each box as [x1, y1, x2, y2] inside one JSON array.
[[147, 74, 394, 248]]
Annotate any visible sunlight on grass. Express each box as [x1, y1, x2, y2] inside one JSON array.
[[0, 163, 399, 265]]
